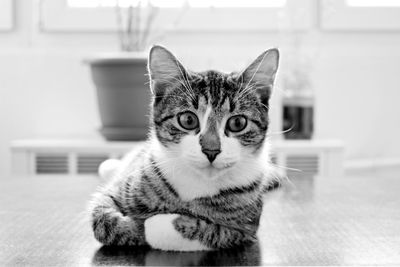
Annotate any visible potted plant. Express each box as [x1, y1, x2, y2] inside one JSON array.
[[281, 61, 314, 140], [85, 3, 183, 141], [280, 31, 319, 140]]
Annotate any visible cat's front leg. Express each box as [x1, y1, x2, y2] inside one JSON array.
[[144, 214, 211, 251], [144, 214, 256, 251], [91, 192, 146, 246], [173, 215, 257, 249]]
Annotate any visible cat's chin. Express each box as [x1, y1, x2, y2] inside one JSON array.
[[205, 163, 235, 170], [186, 158, 236, 170], [191, 163, 236, 180]]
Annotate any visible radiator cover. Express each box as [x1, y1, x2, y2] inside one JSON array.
[[11, 139, 344, 177]]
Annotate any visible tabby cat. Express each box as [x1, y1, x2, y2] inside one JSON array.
[[90, 45, 279, 251]]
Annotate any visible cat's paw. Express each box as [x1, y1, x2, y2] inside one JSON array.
[[144, 214, 210, 251], [173, 215, 203, 239]]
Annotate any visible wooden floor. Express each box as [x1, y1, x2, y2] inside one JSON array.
[[1, 172, 399, 266]]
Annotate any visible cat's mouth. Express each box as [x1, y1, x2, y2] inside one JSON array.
[[186, 157, 237, 173], [188, 161, 237, 180], [201, 162, 236, 170], [217, 162, 236, 169]]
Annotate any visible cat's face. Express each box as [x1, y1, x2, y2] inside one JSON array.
[[148, 46, 279, 180]]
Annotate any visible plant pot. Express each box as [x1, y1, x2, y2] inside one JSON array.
[[85, 52, 151, 141]]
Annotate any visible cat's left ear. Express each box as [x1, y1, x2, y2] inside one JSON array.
[[239, 48, 279, 105]]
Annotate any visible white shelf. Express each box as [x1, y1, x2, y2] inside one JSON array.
[[10, 138, 344, 178], [11, 139, 145, 153]]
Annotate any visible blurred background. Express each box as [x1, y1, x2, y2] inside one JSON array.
[[1, 0, 400, 178], [2, 1, 400, 265]]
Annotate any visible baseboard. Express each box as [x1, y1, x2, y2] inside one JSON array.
[[344, 158, 400, 171]]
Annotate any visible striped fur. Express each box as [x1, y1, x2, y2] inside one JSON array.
[[90, 45, 279, 250], [91, 152, 263, 249]]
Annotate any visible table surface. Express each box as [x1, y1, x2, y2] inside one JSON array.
[[1, 173, 399, 266]]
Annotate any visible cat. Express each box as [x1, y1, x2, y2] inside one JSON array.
[[90, 45, 280, 251]]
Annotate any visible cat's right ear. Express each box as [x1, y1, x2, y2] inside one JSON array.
[[148, 45, 187, 96], [238, 48, 279, 106]]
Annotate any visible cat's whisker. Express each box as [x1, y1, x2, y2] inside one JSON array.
[[155, 76, 195, 102], [233, 82, 260, 106], [238, 157, 292, 189], [175, 60, 196, 98], [151, 92, 187, 100], [267, 126, 294, 137], [270, 162, 302, 173], [238, 73, 245, 93], [154, 75, 191, 94], [159, 69, 196, 102], [259, 102, 270, 111], [236, 82, 261, 101], [243, 51, 269, 91]]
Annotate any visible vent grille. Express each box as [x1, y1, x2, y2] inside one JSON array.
[[286, 155, 319, 177], [36, 154, 68, 174], [33, 152, 320, 177], [13, 140, 342, 177], [77, 154, 109, 174]]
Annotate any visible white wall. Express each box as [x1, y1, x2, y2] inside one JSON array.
[[1, 1, 400, 177]]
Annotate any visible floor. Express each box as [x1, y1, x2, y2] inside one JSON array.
[[0, 172, 399, 266]]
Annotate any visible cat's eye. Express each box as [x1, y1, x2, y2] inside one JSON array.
[[226, 115, 247, 133], [177, 111, 199, 130]]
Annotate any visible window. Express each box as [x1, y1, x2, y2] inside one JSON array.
[[346, 0, 400, 7], [0, 0, 13, 31], [321, 0, 400, 30], [67, 0, 287, 8], [39, 0, 312, 32]]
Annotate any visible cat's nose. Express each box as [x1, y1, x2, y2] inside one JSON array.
[[202, 149, 221, 163]]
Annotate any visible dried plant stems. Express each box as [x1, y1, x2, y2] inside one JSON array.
[[139, 4, 159, 50], [115, 1, 161, 52], [115, 1, 125, 51], [114, 0, 190, 51]]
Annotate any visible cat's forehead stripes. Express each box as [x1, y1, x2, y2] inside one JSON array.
[[198, 71, 234, 109]]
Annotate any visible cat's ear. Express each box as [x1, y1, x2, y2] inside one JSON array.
[[239, 48, 279, 105], [148, 45, 188, 96]]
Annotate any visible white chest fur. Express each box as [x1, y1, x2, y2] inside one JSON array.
[[157, 159, 265, 201], [150, 136, 270, 201], [161, 167, 221, 201]]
